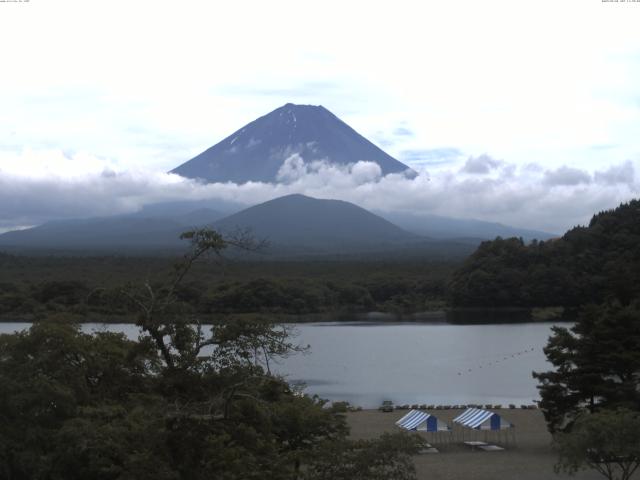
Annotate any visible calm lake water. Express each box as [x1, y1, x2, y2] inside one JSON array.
[[0, 320, 561, 408]]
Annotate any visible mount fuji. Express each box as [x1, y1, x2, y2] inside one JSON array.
[[170, 103, 414, 183]]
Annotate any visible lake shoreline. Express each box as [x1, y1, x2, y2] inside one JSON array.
[[0, 306, 571, 325]]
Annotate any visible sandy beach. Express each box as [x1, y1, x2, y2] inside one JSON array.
[[346, 408, 603, 480]]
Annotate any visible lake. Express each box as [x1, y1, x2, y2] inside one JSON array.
[[0, 320, 561, 408]]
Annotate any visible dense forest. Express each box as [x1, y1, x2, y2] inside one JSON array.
[[0, 254, 454, 321], [449, 199, 640, 309]]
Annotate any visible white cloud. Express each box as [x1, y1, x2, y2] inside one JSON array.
[[350, 161, 382, 184], [594, 160, 635, 186], [1, 150, 638, 235], [276, 154, 307, 183], [461, 155, 503, 175], [277, 156, 382, 186], [543, 166, 592, 186]]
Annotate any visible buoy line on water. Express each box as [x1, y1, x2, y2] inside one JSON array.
[[456, 347, 536, 376]]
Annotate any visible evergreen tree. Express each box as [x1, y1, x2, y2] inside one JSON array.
[[533, 303, 640, 433]]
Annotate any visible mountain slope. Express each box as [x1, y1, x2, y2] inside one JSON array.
[[171, 103, 413, 183], [0, 208, 223, 251], [377, 210, 556, 242], [213, 194, 417, 250]]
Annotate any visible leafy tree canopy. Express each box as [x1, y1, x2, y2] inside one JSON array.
[[0, 228, 419, 480], [555, 409, 640, 480]]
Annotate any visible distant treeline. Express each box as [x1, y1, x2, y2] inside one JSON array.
[[0, 255, 455, 320], [450, 199, 640, 308]]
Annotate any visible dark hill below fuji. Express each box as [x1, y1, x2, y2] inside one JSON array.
[[0, 194, 477, 258], [212, 194, 417, 251], [170, 103, 414, 183]]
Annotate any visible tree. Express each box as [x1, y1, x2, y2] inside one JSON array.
[[0, 228, 419, 479], [303, 432, 422, 480], [118, 228, 265, 371], [555, 409, 640, 480], [533, 302, 640, 433], [110, 228, 344, 477], [0, 319, 158, 479]]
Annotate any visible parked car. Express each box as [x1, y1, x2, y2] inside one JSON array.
[[380, 400, 395, 412]]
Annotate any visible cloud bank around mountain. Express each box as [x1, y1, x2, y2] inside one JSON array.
[[0, 149, 638, 234]]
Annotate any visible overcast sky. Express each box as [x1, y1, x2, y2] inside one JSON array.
[[1, 0, 639, 233]]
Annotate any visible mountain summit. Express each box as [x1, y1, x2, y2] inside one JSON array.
[[170, 103, 414, 183]]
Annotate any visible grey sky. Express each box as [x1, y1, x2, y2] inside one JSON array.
[[0, 0, 639, 233]]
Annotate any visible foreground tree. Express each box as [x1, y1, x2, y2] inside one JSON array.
[[0, 229, 419, 480], [118, 228, 268, 371], [0, 319, 161, 479], [533, 302, 640, 432], [555, 409, 640, 480], [303, 432, 422, 480]]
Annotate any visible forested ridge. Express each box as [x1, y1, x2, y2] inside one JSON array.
[[450, 199, 640, 308]]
